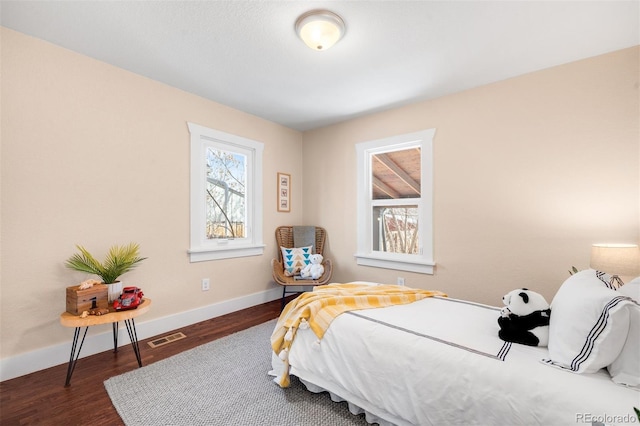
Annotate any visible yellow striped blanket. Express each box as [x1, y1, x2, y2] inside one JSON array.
[[270, 283, 447, 387]]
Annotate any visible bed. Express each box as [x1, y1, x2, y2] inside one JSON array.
[[269, 272, 640, 425]]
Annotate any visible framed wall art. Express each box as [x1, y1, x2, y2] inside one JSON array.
[[277, 172, 291, 212]]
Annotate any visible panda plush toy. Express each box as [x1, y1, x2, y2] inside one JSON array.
[[498, 288, 551, 346]]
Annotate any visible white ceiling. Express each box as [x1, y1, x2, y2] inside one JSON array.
[[1, 1, 638, 131]]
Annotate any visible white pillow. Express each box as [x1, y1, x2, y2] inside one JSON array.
[[545, 269, 633, 374], [607, 276, 640, 388]]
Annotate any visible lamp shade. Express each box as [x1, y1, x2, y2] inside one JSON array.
[[295, 10, 345, 51], [590, 244, 640, 276]]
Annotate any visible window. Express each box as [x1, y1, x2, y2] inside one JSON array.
[[188, 122, 264, 262], [355, 129, 435, 274]]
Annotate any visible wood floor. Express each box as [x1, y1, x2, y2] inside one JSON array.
[[0, 297, 290, 426]]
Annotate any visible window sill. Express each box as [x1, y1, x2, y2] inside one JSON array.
[[354, 253, 435, 275], [189, 244, 265, 262]]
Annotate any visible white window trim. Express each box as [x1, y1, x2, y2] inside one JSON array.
[[188, 122, 265, 262], [354, 129, 435, 274]]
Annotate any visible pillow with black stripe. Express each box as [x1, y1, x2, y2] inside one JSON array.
[[607, 277, 640, 388], [544, 269, 636, 374]]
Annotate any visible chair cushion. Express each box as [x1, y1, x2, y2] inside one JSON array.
[[280, 246, 312, 276]]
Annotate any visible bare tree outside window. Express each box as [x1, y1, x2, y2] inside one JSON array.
[[206, 147, 246, 239], [373, 206, 419, 254], [189, 122, 264, 262]]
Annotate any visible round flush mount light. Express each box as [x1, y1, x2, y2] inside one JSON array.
[[295, 9, 345, 51]]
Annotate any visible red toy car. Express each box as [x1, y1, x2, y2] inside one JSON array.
[[113, 286, 144, 311]]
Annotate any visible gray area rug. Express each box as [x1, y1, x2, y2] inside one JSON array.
[[104, 320, 369, 425]]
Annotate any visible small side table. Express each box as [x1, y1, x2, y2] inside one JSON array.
[[59, 298, 151, 387]]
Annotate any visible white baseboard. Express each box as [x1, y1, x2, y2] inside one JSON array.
[[0, 286, 284, 382]]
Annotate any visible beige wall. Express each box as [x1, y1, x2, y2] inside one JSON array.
[[303, 46, 639, 305], [1, 26, 638, 364], [0, 28, 303, 359]]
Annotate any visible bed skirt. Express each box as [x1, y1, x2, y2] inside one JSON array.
[[298, 377, 397, 426]]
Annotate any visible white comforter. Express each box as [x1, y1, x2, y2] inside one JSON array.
[[271, 296, 639, 425]]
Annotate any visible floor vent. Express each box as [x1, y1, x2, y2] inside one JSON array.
[[147, 332, 187, 348]]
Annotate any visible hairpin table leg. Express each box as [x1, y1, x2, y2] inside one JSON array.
[[64, 326, 89, 387], [124, 318, 142, 367], [112, 321, 119, 352]]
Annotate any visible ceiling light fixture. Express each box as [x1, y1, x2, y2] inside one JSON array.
[[295, 9, 345, 51]]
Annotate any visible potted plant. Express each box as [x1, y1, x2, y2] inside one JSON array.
[[65, 243, 147, 301]]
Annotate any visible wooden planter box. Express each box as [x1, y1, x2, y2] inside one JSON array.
[[66, 284, 108, 315]]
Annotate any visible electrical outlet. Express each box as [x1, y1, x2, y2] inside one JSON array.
[[201, 278, 210, 291], [397, 277, 405, 286]]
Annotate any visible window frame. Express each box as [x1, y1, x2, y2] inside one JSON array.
[[355, 129, 435, 274], [188, 122, 264, 262]]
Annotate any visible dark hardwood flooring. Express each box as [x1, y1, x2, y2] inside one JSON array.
[[0, 296, 292, 426]]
